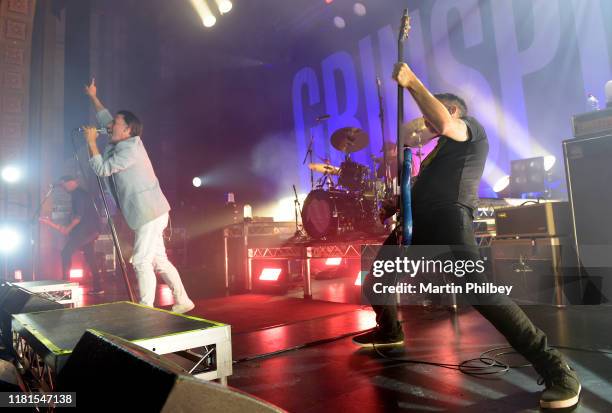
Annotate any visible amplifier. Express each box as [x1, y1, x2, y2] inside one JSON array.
[[572, 107, 612, 138], [494, 202, 570, 238], [94, 234, 116, 273], [223, 221, 295, 238], [490, 237, 580, 305]]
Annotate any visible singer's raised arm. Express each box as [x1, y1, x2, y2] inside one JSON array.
[[84, 78, 113, 128]]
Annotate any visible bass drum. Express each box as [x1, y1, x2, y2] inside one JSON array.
[[301, 189, 379, 239]]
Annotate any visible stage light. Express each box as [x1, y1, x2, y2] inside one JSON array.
[[325, 257, 342, 266], [243, 204, 253, 220], [1, 165, 21, 183], [0, 227, 21, 254], [192, 177, 202, 187], [190, 0, 216, 27], [69, 268, 83, 279], [203, 15, 216, 27], [214, 0, 232, 14], [544, 155, 556, 172], [353, 3, 366, 16], [271, 194, 307, 222], [259, 268, 282, 281], [333, 16, 346, 29], [493, 175, 510, 193]]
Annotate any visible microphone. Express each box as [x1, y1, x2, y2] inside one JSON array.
[[315, 114, 331, 121], [74, 127, 108, 135]]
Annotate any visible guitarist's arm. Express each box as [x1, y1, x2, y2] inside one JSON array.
[[64, 217, 81, 235], [392, 63, 468, 142], [39, 217, 80, 236]]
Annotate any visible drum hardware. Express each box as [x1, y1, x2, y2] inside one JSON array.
[[376, 76, 391, 186], [298, 123, 401, 239], [290, 184, 306, 239], [303, 115, 333, 190], [303, 135, 315, 189]]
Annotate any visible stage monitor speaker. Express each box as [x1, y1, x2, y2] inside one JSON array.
[[56, 329, 285, 412], [0, 284, 63, 354], [563, 134, 612, 303]]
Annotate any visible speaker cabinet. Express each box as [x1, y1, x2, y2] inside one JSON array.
[[56, 329, 284, 412], [0, 284, 63, 353], [563, 134, 612, 302]]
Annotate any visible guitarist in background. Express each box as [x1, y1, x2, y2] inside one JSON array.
[[353, 62, 581, 410], [40, 176, 104, 294]]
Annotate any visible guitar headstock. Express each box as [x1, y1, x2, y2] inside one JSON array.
[[399, 8, 411, 43]]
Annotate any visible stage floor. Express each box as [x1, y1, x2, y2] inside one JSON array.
[[227, 304, 612, 413], [41, 279, 612, 412]]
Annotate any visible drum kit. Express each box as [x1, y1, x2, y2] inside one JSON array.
[[301, 127, 392, 239]]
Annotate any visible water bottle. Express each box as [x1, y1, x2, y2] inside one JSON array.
[[587, 93, 600, 111]]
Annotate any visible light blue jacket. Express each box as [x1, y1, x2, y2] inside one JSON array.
[[89, 109, 170, 230]]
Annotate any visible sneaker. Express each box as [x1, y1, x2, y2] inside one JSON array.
[[352, 327, 404, 348], [172, 299, 195, 314], [539, 364, 581, 409]]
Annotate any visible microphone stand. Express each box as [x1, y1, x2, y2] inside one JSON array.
[[302, 135, 314, 190], [291, 184, 305, 239], [29, 184, 54, 280], [71, 131, 135, 302], [376, 77, 391, 188]]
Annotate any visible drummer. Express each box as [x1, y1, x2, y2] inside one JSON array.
[[374, 142, 398, 180]]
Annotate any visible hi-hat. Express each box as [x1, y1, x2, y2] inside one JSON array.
[[330, 127, 369, 153]]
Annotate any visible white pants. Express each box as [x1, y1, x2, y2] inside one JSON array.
[[131, 213, 189, 307]]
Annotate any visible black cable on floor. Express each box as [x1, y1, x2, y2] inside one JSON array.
[[234, 321, 612, 379], [373, 343, 612, 377]]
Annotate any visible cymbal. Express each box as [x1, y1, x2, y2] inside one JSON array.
[[330, 127, 369, 153], [400, 117, 435, 147], [308, 163, 340, 175]]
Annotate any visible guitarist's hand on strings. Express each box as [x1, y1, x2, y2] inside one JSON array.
[[39, 217, 69, 235], [392, 62, 417, 89]]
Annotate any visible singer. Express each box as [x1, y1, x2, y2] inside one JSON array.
[[82, 78, 194, 313]]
